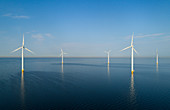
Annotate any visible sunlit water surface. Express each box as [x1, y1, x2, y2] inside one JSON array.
[[0, 58, 170, 110]]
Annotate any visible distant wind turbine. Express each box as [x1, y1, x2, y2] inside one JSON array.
[[105, 50, 111, 64], [120, 32, 138, 74], [11, 34, 34, 72], [60, 49, 67, 64], [156, 49, 158, 65]]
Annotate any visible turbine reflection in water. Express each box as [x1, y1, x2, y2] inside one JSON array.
[[61, 63, 64, 81], [156, 64, 159, 80], [156, 64, 159, 72], [107, 63, 110, 80], [21, 72, 25, 109], [130, 73, 136, 107]]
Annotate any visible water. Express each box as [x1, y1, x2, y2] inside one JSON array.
[[0, 57, 170, 110]]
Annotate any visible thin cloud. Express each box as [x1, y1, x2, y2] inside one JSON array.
[[26, 32, 31, 34], [135, 33, 164, 38], [3, 13, 11, 16], [2, 13, 30, 19], [32, 34, 44, 40], [161, 36, 170, 41], [26, 30, 36, 34], [32, 33, 53, 40], [45, 33, 54, 38], [45, 33, 51, 37], [165, 36, 170, 38], [12, 15, 29, 19]]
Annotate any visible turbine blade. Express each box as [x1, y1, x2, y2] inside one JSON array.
[[64, 52, 68, 54], [25, 48, 34, 54], [23, 34, 24, 46], [131, 32, 134, 46], [133, 48, 138, 54], [120, 46, 131, 51], [11, 47, 22, 53]]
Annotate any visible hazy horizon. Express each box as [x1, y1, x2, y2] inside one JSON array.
[[0, 56, 170, 58]]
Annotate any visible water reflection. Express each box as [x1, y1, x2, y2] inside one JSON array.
[[156, 64, 159, 80], [130, 73, 136, 107], [61, 63, 64, 81], [107, 63, 110, 80], [61, 63, 64, 73], [21, 72, 25, 109], [156, 64, 159, 72]]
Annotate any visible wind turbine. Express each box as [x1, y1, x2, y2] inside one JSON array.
[[156, 49, 158, 65], [11, 34, 34, 72], [60, 49, 67, 64], [105, 50, 111, 64], [120, 32, 138, 74]]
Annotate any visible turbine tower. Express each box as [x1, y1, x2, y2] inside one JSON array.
[[121, 32, 138, 74], [156, 49, 158, 65], [60, 49, 67, 64], [11, 34, 34, 72], [105, 50, 111, 64]]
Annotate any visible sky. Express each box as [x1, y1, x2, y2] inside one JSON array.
[[0, 0, 170, 57]]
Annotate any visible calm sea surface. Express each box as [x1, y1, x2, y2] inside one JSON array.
[[0, 58, 170, 110]]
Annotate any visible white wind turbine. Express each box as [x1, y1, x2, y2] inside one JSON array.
[[120, 33, 138, 74], [60, 49, 67, 64], [105, 50, 111, 64], [156, 49, 158, 65], [11, 34, 34, 72]]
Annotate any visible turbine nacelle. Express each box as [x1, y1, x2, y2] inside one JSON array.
[[60, 49, 68, 64], [120, 32, 138, 54], [11, 34, 34, 54], [60, 49, 67, 56], [105, 50, 111, 64], [104, 50, 111, 54]]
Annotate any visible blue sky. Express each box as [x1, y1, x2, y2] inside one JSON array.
[[0, 0, 170, 57]]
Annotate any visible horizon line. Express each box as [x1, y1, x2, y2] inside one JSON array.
[[0, 56, 170, 58]]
